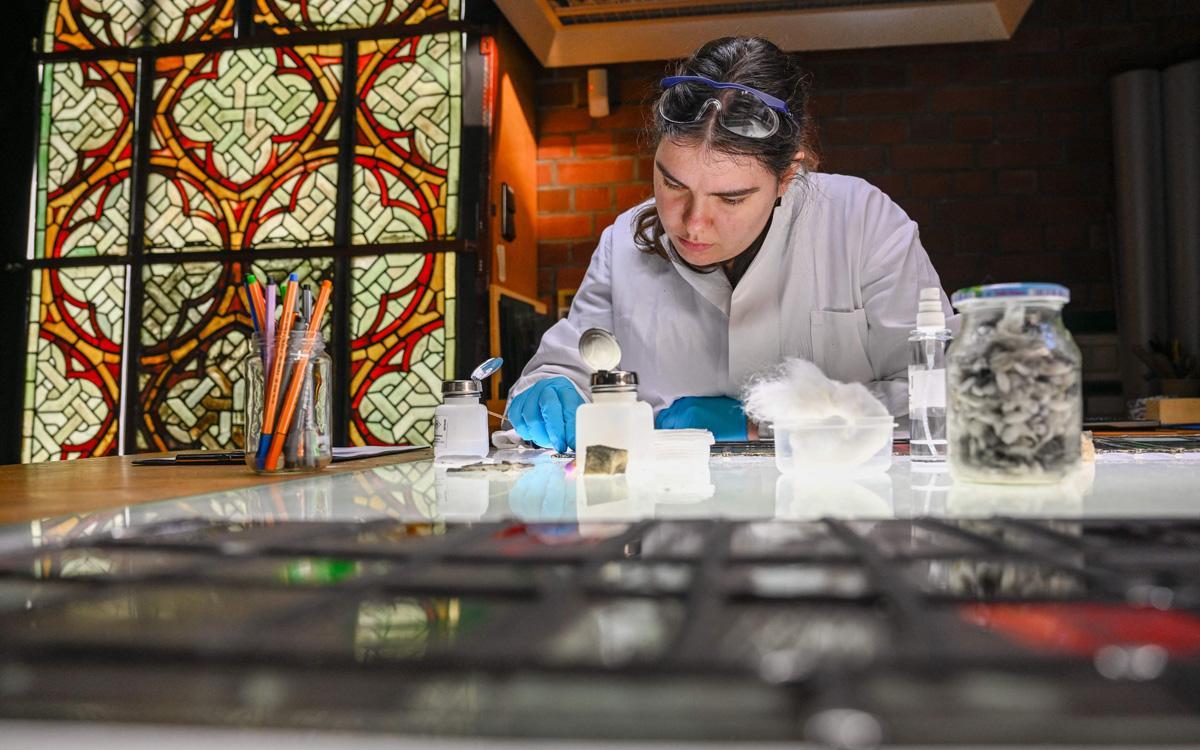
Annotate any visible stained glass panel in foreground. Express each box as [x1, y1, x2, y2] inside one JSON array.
[[23, 266, 126, 463], [354, 34, 460, 245], [146, 45, 342, 252], [349, 253, 455, 446]]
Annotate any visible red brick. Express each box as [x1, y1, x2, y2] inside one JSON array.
[[934, 197, 1020, 226], [538, 242, 572, 266], [612, 130, 644, 155], [575, 132, 613, 157], [537, 162, 554, 184], [574, 186, 613, 211], [595, 107, 647, 130], [909, 115, 950, 141], [867, 118, 908, 144], [998, 225, 1043, 254], [1063, 24, 1154, 51], [929, 87, 1013, 113], [843, 90, 925, 115], [978, 142, 1062, 168], [1064, 139, 1109, 164], [919, 225, 955, 254], [539, 107, 591, 135], [866, 173, 907, 198], [557, 158, 635, 185], [537, 80, 577, 108], [538, 268, 554, 298], [1089, 224, 1109, 252], [862, 64, 907, 87], [951, 115, 993, 141], [995, 113, 1038, 139], [910, 172, 952, 197], [901, 199, 932, 226], [811, 63, 863, 89], [1017, 84, 1103, 111], [537, 135, 573, 160], [617, 74, 656, 106], [1041, 112, 1085, 138], [957, 226, 999, 255], [635, 156, 655, 181], [1044, 223, 1087, 251], [1040, 169, 1096, 195], [616, 183, 651, 208], [1027, 195, 1106, 223], [538, 188, 571, 213], [953, 171, 994, 195], [1003, 26, 1061, 54], [807, 93, 843, 117], [997, 169, 1038, 194], [824, 145, 886, 172], [537, 214, 593, 240], [820, 118, 869, 146], [993, 252, 1065, 279], [557, 265, 589, 291], [594, 211, 621, 232], [1035, 0, 1082, 23], [891, 143, 974, 170]]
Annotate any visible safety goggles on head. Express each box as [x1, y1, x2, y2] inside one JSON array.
[[658, 75, 790, 139]]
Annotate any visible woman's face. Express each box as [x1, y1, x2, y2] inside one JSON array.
[[654, 139, 786, 266]]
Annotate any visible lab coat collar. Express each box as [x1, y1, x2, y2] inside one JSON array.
[[660, 233, 732, 317]]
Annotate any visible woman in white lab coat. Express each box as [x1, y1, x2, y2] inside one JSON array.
[[508, 36, 953, 452]]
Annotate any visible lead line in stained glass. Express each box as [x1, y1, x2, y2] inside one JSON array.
[[349, 252, 454, 447], [146, 44, 342, 252], [23, 265, 126, 463], [255, 0, 461, 34], [37, 59, 136, 259], [45, 0, 236, 53]]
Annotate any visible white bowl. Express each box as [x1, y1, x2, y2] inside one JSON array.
[[774, 416, 895, 473]]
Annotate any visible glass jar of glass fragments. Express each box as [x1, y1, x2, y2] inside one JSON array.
[[947, 283, 1082, 484]]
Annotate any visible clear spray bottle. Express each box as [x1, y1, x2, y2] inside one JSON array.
[[908, 287, 951, 462]]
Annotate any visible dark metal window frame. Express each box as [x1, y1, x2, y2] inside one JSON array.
[[22, 0, 492, 455]]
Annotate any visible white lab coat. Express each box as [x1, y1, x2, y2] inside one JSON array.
[[511, 173, 955, 418]]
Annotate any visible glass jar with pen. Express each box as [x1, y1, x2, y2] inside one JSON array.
[[243, 276, 333, 473]]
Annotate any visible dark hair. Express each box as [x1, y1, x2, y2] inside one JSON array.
[[633, 36, 819, 261]]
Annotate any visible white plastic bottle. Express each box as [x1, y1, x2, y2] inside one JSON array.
[[433, 380, 489, 458], [575, 370, 654, 473], [574, 328, 654, 473], [908, 287, 951, 462]]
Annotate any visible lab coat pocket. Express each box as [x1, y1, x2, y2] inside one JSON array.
[[809, 309, 875, 384]]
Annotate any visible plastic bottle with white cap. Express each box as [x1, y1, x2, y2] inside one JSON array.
[[574, 328, 654, 473], [433, 357, 502, 459], [908, 288, 951, 462]]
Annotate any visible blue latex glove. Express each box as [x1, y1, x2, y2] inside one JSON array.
[[508, 462, 576, 523], [655, 395, 748, 441], [508, 376, 585, 452]]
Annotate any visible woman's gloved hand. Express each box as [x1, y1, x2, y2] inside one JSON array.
[[508, 376, 585, 452], [655, 395, 748, 441]]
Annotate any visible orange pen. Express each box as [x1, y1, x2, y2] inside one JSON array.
[[265, 280, 332, 471], [257, 274, 299, 470]]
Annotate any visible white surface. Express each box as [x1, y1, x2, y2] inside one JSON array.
[[9, 452, 1194, 532]]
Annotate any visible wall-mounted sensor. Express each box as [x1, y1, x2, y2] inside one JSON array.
[[587, 67, 609, 118]]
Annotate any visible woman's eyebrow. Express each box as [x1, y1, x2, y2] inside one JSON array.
[[655, 160, 760, 198]]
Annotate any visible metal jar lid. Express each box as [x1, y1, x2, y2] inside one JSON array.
[[590, 369, 638, 392], [442, 379, 482, 397]]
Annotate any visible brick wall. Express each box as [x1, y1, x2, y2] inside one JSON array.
[[534, 0, 1200, 317]]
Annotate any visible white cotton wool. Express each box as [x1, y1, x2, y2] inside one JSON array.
[[742, 358, 889, 426]]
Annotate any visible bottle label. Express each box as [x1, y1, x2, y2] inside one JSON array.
[[433, 415, 447, 448], [909, 368, 946, 409]]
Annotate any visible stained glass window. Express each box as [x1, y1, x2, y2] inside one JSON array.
[[355, 34, 460, 245], [350, 252, 454, 447], [256, 0, 460, 34], [26, 0, 479, 462], [23, 266, 126, 463], [45, 0, 235, 52]]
